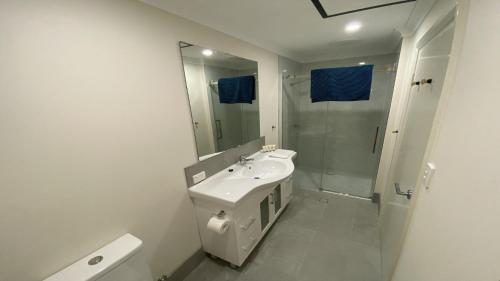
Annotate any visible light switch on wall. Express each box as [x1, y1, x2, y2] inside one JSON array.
[[423, 162, 436, 189]]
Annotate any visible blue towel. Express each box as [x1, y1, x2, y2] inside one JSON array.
[[218, 75, 255, 104], [310, 65, 373, 102]]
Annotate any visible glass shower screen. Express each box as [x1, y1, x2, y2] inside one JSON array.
[[281, 57, 396, 198]]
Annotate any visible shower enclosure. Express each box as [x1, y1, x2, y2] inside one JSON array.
[[281, 55, 397, 198]]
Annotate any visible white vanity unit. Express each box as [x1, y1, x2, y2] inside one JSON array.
[[188, 149, 296, 267]]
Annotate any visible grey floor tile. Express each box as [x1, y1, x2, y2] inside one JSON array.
[[252, 221, 315, 276], [237, 262, 298, 281], [297, 237, 347, 281], [183, 258, 240, 281], [344, 242, 382, 281], [316, 201, 356, 240], [264, 219, 317, 244], [351, 201, 381, 247], [354, 200, 379, 227], [279, 195, 327, 231], [351, 223, 380, 248]]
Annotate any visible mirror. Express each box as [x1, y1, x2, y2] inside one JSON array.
[[179, 42, 260, 160]]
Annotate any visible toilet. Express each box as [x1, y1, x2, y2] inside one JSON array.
[[43, 233, 153, 281]]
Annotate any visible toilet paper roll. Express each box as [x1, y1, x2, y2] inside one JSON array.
[[207, 216, 230, 234]]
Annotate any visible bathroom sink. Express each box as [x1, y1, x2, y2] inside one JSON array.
[[233, 160, 288, 180], [188, 150, 296, 207]]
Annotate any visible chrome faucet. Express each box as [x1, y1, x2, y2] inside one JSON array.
[[239, 154, 254, 165]]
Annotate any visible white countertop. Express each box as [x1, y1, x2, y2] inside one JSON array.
[[188, 150, 296, 207]]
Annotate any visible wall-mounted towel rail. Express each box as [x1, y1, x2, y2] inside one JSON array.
[[209, 75, 258, 87], [284, 68, 394, 81]]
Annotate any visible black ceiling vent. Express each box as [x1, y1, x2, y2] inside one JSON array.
[[311, 0, 416, 18]]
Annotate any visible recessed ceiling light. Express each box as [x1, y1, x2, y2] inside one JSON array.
[[359, 62, 366, 65], [345, 21, 362, 33], [202, 49, 213, 57]]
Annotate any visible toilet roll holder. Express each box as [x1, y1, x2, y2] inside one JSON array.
[[216, 210, 226, 218]]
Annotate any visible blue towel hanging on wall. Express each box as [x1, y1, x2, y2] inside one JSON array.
[[310, 65, 373, 102], [218, 75, 255, 104]]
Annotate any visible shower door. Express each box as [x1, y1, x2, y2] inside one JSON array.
[[320, 67, 395, 197], [282, 61, 396, 198], [320, 101, 382, 197], [284, 76, 328, 191]]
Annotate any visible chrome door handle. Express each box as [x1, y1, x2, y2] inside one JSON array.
[[372, 126, 380, 154], [394, 183, 413, 200]]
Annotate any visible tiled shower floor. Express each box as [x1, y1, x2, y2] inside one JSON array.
[[293, 166, 373, 198], [321, 174, 373, 198], [182, 187, 382, 281]]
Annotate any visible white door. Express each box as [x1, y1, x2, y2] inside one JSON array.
[[379, 20, 455, 281]]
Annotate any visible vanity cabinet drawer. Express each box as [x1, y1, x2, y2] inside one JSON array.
[[239, 215, 257, 232], [238, 212, 260, 253]]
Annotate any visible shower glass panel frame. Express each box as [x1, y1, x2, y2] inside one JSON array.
[[281, 55, 398, 198]]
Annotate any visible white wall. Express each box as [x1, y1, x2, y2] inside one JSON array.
[[393, 0, 500, 280], [0, 1, 279, 280]]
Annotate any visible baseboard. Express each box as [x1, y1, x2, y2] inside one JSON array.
[[159, 248, 205, 281]]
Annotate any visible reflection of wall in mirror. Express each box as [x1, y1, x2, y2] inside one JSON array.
[[183, 60, 216, 156]]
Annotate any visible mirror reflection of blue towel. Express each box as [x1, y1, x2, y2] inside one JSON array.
[[310, 65, 373, 102], [218, 75, 255, 104]]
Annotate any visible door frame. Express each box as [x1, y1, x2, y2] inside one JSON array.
[[378, 2, 471, 280]]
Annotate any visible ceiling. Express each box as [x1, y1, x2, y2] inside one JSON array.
[[142, 0, 436, 63]]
